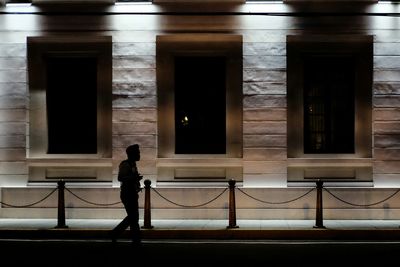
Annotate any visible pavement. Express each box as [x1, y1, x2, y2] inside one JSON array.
[[1, 218, 400, 240], [1, 218, 400, 267]]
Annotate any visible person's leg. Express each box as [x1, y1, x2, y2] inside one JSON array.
[[111, 191, 131, 242], [125, 195, 141, 244], [111, 216, 130, 241], [131, 197, 141, 244]]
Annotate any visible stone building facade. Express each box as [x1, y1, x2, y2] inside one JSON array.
[[0, 0, 400, 220]]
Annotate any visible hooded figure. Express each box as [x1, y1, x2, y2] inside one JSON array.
[[112, 144, 142, 246]]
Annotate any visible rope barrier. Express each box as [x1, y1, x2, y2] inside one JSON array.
[[324, 187, 400, 207], [0, 187, 58, 208], [151, 187, 228, 208], [236, 187, 315, 205], [65, 187, 122, 206], [3, 181, 400, 210]]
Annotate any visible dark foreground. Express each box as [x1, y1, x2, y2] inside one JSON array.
[[0, 239, 398, 267]]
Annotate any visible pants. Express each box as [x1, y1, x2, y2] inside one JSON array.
[[112, 190, 141, 243]]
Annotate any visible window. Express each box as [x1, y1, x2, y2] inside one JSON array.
[[27, 36, 112, 181], [46, 56, 98, 154], [303, 55, 355, 154], [27, 36, 112, 182], [27, 36, 112, 158], [156, 34, 243, 183], [6, 0, 32, 3], [174, 56, 226, 154], [287, 35, 373, 183], [157, 34, 242, 158], [287, 35, 372, 158]]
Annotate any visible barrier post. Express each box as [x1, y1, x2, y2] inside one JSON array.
[[55, 180, 68, 229], [227, 179, 239, 229], [313, 179, 325, 229], [142, 179, 153, 229]]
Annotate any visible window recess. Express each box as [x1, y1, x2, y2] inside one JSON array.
[[27, 36, 112, 182], [287, 35, 373, 185], [156, 34, 243, 184]]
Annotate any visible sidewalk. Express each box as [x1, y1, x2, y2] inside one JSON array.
[[1, 219, 400, 240]]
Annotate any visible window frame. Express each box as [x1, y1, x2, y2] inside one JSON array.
[[287, 35, 373, 159], [27, 36, 112, 159], [286, 35, 373, 184], [156, 34, 243, 183], [156, 34, 243, 159]]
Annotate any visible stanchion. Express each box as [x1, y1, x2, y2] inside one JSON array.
[[55, 180, 68, 229], [227, 179, 239, 229], [142, 179, 154, 229], [313, 179, 325, 229]]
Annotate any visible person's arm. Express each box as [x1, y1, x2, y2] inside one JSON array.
[[118, 161, 133, 182]]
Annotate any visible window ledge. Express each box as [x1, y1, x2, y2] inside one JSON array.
[[156, 180, 242, 188], [27, 180, 114, 187], [287, 158, 373, 167], [153, 0, 244, 3], [284, 0, 377, 2], [287, 181, 374, 188], [26, 158, 113, 167], [287, 158, 373, 183], [157, 158, 243, 167], [32, 0, 115, 4]]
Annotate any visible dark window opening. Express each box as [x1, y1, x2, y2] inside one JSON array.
[[303, 55, 355, 154], [6, 0, 32, 3], [46, 57, 98, 154], [116, 0, 151, 2], [174, 56, 226, 154]]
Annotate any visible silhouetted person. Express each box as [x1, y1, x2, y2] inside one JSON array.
[[111, 144, 143, 246]]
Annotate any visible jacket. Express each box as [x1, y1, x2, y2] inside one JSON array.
[[118, 159, 142, 193]]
